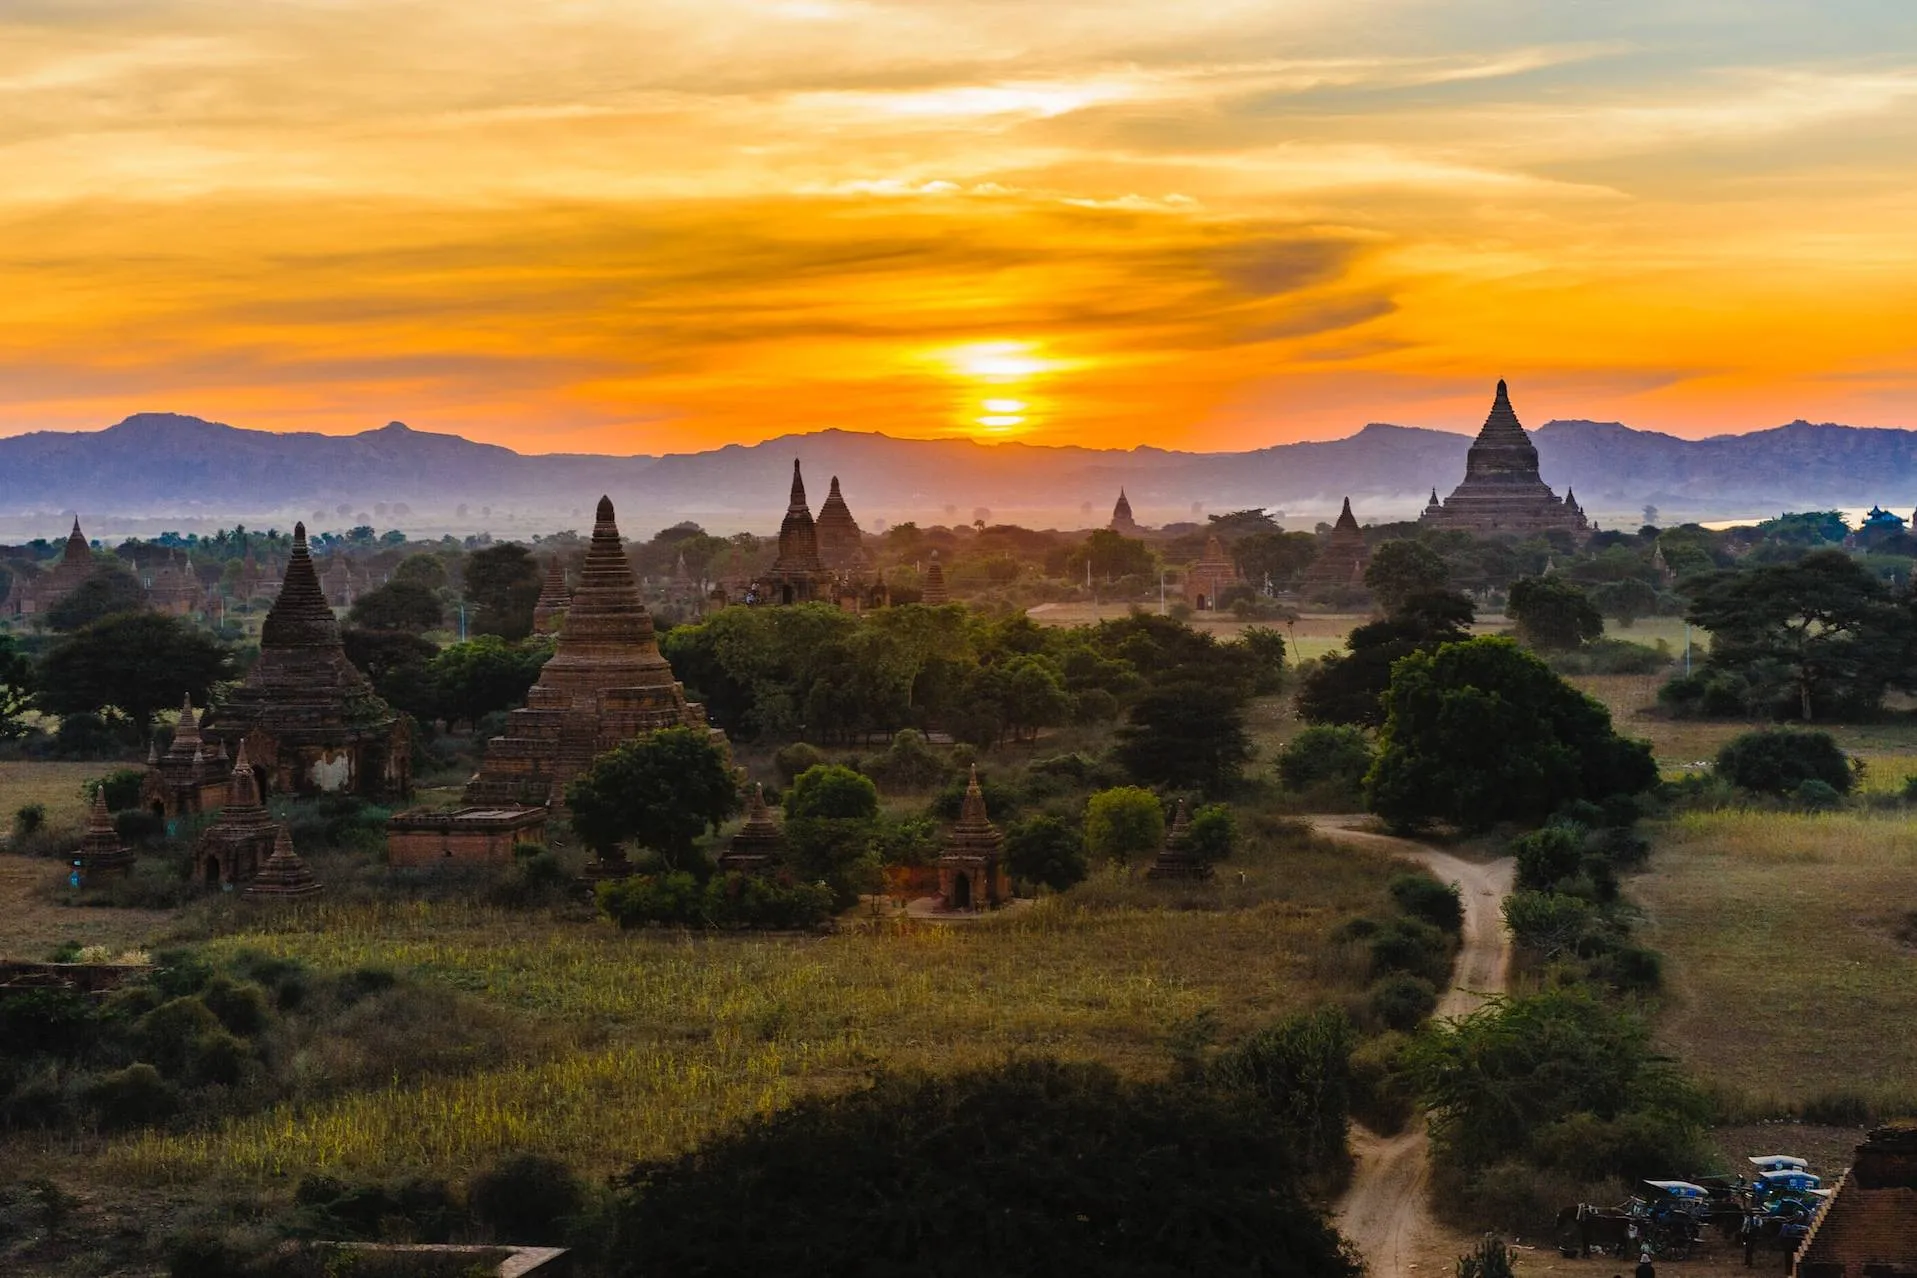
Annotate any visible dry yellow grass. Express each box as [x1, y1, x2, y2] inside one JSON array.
[[102, 830, 1406, 1186], [0, 853, 172, 958], [0, 760, 111, 828], [1636, 810, 1917, 1111]]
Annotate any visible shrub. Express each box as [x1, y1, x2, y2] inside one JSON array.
[[135, 997, 223, 1077], [85, 1063, 177, 1129], [773, 742, 826, 784], [1500, 891, 1594, 959], [1003, 815, 1087, 892], [858, 730, 950, 792], [1510, 826, 1586, 892], [113, 809, 165, 845], [469, 1152, 584, 1245], [1456, 1234, 1518, 1278], [1083, 786, 1165, 865], [1207, 1009, 1359, 1179], [1368, 917, 1452, 984], [198, 977, 271, 1037], [1590, 943, 1662, 993], [1369, 975, 1440, 1031], [1275, 725, 1373, 793], [1716, 728, 1854, 796], [11, 803, 46, 841], [784, 764, 879, 822], [1185, 803, 1237, 862], [1389, 875, 1463, 934], [94, 769, 148, 813], [596, 871, 833, 930], [1796, 778, 1844, 811]]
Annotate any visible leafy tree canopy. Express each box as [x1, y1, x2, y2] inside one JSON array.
[[36, 612, 233, 732], [1367, 637, 1656, 832], [1115, 681, 1253, 794], [347, 579, 444, 633], [0, 635, 32, 740], [1716, 728, 1855, 795], [1364, 540, 1451, 615], [46, 562, 147, 632], [1297, 591, 1474, 728], [1506, 575, 1604, 651], [1003, 813, 1088, 891], [1083, 786, 1165, 864], [566, 726, 741, 868], [783, 764, 879, 823], [463, 543, 543, 641]]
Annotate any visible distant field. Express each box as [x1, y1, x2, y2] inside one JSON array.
[[1637, 810, 1917, 1115], [101, 829, 1409, 1186], [0, 854, 171, 959], [0, 760, 110, 829]]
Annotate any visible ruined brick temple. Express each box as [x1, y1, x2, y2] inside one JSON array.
[[201, 523, 410, 801], [938, 766, 1008, 911], [1420, 380, 1590, 538], [1300, 498, 1371, 600], [1183, 535, 1246, 611]]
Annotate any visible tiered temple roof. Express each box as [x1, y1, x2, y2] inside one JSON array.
[[920, 551, 950, 605], [202, 523, 409, 800], [759, 460, 834, 605], [1109, 489, 1141, 535], [815, 476, 870, 573], [1146, 799, 1212, 880], [244, 826, 322, 899], [1420, 381, 1590, 538], [2, 518, 97, 620], [532, 556, 571, 635], [718, 783, 786, 874], [1183, 534, 1245, 610], [1299, 498, 1371, 599], [938, 766, 1007, 910], [463, 496, 721, 811], [76, 787, 134, 884], [143, 696, 232, 820], [193, 742, 281, 888]]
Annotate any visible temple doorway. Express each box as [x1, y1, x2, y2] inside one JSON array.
[[950, 872, 971, 910], [203, 856, 221, 887]]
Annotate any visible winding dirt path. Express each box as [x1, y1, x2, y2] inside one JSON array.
[[1310, 816, 1516, 1278]]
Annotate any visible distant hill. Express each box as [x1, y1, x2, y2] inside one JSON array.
[[0, 411, 1910, 536]]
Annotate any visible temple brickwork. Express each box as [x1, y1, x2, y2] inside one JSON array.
[[1299, 498, 1371, 600], [193, 744, 281, 889], [243, 826, 322, 899], [1146, 799, 1212, 881], [759, 461, 835, 605], [717, 783, 786, 874], [532, 557, 571, 635], [1421, 380, 1590, 538], [2, 519, 96, 621], [142, 697, 233, 821], [459, 496, 722, 814], [815, 476, 871, 574], [1183, 535, 1246, 610], [386, 807, 549, 866], [201, 523, 410, 801], [75, 788, 135, 886], [920, 552, 950, 605], [938, 766, 1008, 911]]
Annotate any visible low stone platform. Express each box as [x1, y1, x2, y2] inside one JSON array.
[[386, 806, 549, 867]]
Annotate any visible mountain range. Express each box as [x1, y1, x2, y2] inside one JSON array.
[[1, 411, 1912, 538]]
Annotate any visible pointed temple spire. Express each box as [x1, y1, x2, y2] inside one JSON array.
[[920, 550, 950, 605], [718, 782, 787, 874], [169, 696, 200, 756], [1334, 497, 1360, 531], [76, 784, 134, 883], [815, 475, 870, 573], [244, 825, 322, 898], [533, 555, 572, 636], [939, 765, 1006, 910], [1147, 798, 1211, 880], [1109, 488, 1140, 534], [1300, 497, 1371, 601], [1420, 380, 1588, 537], [261, 522, 344, 649]]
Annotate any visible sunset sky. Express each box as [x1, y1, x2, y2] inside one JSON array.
[[2, 1, 1915, 455]]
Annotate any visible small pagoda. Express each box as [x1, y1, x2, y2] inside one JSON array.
[[938, 767, 1007, 911], [1, 518, 95, 622], [1420, 381, 1590, 538], [1183, 535, 1246, 611], [1299, 498, 1370, 601], [1109, 489, 1142, 535], [761, 461, 835, 605], [202, 523, 410, 801], [194, 743, 281, 889], [920, 552, 950, 605], [815, 477, 871, 574], [532, 557, 571, 635], [142, 696, 232, 821], [717, 783, 786, 875], [1146, 799, 1212, 881], [244, 826, 322, 900], [74, 788, 135, 886]]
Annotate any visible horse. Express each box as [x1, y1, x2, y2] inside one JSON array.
[[1555, 1203, 1638, 1257], [1741, 1213, 1810, 1272]]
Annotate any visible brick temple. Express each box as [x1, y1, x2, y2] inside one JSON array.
[[1183, 535, 1245, 611], [938, 766, 1008, 911], [1300, 498, 1371, 600], [201, 523, 410, 801], [1420, 380, 1590, 538]]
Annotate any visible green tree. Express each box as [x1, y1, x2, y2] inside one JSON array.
[[341, 629, 440, 710], [1000, 655, 1072, 742], [783, 764, 882, 906], [463, 543, 543, 640], [347, 579, 444, 633], [608, 1058, 1358, 1278], [1364, 540, 1451, 614], [1115, 682, 1253, 794], [1186, 803, 1237, 862], [1083, 786, 1165, 864], [393, 553, 450, 590], [1367, 638, 1657, 832], [36, 613, 233, 733], [1232, 530, 1320, 591], [427, 637, 551, 728], [1684, 549, 1910, 721], [1715, 728, 1855, 795], [1297, 592, 1474, 727], [1506, 576, 1604, 651], [0, 635, 31, 740], [784, 764, 880, 822], [1588, 577, 1660, 627], [1003, 814, 1087, 891], [1275, 725, 1374, 793], [46, 563, 147, 631], [1068, 529, 1156, 581], [565, 727, 740, 870]]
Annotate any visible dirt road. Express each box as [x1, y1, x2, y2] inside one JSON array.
[[1310, 816, 1516, 1278]]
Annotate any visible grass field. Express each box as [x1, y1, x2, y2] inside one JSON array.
[[1636, 809, 1917, 1116], [0, 760, 110, 830], [80, 827, 1406, 1189]]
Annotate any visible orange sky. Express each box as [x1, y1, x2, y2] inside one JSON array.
[[1, 1, 1915, 455]]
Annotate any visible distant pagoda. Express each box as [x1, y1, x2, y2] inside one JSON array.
[[1420, 380, 1589, 538], [532, 556, 571, 635], [202, 522, 410, 801], [75, 787, 134, 885], [1146, 799, 1211, 881], [815, 476, 871, 573], [761, 460, 834, 605], [717, 783, 786, 875], [2, 517, 96, 622], [937, 766, 1007, 911], [920, 551, 950, 605], [1109, 489, 1142, 535], [1299, 498, 1371, 600], [461, 495, 722, 812], [1183, 535, 1245, 611]]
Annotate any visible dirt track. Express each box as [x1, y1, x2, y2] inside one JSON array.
[[1310, 816, 1516, 1278]]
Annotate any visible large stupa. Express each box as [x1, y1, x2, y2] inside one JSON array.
[[463, 495, 723, 810], [1420, 381, 1589, 538]]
